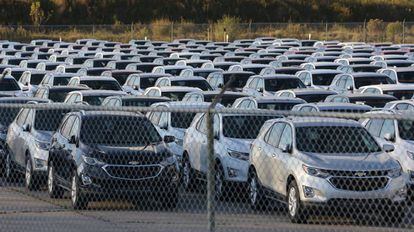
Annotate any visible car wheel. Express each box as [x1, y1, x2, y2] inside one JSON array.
[[215, 165, 226, 200], [182, 155, 196, 191], [25, 157, 39, 191], [4, 152, 15, 182], [71, 171, 88, 210], [287, 180, 308, 223], [248, 169, 265, 210], [48, 162, 63, 199]]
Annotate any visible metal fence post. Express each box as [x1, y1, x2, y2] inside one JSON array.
[[206, 109, 215, 232]]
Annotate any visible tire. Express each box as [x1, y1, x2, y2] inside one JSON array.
[[287, 180, 308, 224], [71, 171, 88, 210], [4, 152, 16, 183], [215, 165, 226, 201], [47, 162, 64, 199], [182, 155, 196, 192], [25, 157, 39, 191], [248, 169, 265, 210]]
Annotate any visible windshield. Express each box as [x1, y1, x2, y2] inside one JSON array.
[[398, 120, 414, 140], [349, 98, 390, 108], [112, 74, 130, 85], [312, 73, 337, 86], [31, 74, 45, 85], [171, 112, 196, 128], [161, 91, 188, 101], [171, 80, 212, 91], [353, 66, 379, 72], [53, 76, 72, 86], [298, 93, 331, 103], [48, 92, 68, 102], [354, 76, 393, 88], [397, 71, 414, 83], [0, 78, 21, 91], [165, 68, 184, 76], [296, 126, 381, 153], [83, 96, 110, 105], [81, 80, 122, 91], [258, 102, 300, 110], [204, 95, 241, 107], [224, 74, 251, 88], [80, 116, 161, 146], [383, 90, 414, 100], [140, 77, 161, 89], [0, 108, 21, 126], [34, 109, 69, 131], [223, 115, 276, 139], [265, 79, 305, 91]]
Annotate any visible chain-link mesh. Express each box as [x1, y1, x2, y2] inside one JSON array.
[[0, 103, 413, 232]]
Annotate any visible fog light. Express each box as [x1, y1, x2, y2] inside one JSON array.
[[303, 186, 315, 198], [81, 174, 92, 185], [34, 158, 47, 168], [397, 186, 407, 198], [227, 168, 238, 177]]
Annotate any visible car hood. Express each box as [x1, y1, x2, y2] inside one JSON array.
[[298, 151, 399, 171], [223, 137, 253, 153], [81, 142, 172, 165], [33, 130, 54, 143]]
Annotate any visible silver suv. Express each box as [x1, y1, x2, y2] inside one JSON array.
[[249, 117, 407, 223]]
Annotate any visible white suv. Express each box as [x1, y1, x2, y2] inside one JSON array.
[[182, 112, 278, 199], [249, 117, 407, 223]]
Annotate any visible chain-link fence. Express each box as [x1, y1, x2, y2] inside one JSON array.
[[1, 22, 414, 43], [0, 102, 413, 232]]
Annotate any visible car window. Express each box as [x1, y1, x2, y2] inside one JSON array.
[[264, 122, 285, 148], [379, 119, 395, 138], [395, 103, 409, 110], [69, 117, 80, 138], [278, 125, 293, 150], [345, 76, 353, 89], [61, 115, 75, 139], [158, 111, 169, 128], [367, 119, 384, 137], [196, 114, 207, 134], [16, 109, 29, 126], [149, 111, 161, 125], [248, 77, 258, 89]]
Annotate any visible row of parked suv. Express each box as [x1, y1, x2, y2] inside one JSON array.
[[0, 37, 413, 224]]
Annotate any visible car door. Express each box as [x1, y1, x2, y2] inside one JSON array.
[[259, 122, 285, 189], [272, 124, 293, 194], [243, 77, 258, 96], [7, 109, 30, 166], [189, 114, 208, 172], [15, 109, 34, 167]]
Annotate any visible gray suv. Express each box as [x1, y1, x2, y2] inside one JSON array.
[[249, 117, 407, 223]]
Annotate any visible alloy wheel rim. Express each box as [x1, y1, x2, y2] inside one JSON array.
[[48, 167, 53, 193], [249, 175, 257, 205], [25, 161, 31, 187], [288, 187, 297, 217], [71, 175, 77, 204]]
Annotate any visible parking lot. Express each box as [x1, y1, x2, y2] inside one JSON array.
[[0, 177, 412, 232]]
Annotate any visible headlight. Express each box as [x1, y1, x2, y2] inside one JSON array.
[[302, 165, 330, 178], [161, 154, 177, 166], [34, 158, 47, 168], [407, 151, 414, 160], [35, 140, 50, 150], [82, 155, 105, 166], [388, 166, 402, 178], [227, 149, 249, 161]]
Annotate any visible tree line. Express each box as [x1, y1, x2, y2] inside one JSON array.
[[0, 0, 413, 25]]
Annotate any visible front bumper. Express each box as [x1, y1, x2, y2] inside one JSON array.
[[78, 163, 179, 199], [297, 174, 407, 204]]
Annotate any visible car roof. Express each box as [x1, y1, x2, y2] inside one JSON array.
[[255, 96, 306, 104], [309, 69, 342, 74], [287, 88, 337, 95], [168, 76, 206, 81], [362, 84, 414, 91], [75, 90, 126, 96], [158, 86, 201, 92], [350, 72, 389, 78], [78, 76, 117, 81], [78, 110, 142, 118], [268, 117, 362, 127], [344, 93, 398, 100], [315, 102, 373, 110], [0, 97, 50, 103]]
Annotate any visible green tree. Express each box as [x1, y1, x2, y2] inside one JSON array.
[[30, 1, 46, 26]]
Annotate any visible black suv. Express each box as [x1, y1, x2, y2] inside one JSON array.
[[47, 111, 179, 209]]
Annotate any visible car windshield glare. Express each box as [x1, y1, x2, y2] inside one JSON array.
[[80, 116, 162, 146], [296, 126, 381, 154], [223, 115, 277, 139]]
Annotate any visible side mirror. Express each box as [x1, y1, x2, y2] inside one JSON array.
[[22, 86, 30, 91], [383, 144, 395, 153], [217, 83, 224, 88], [281, 143, 292, 154], [383, 133, 395, 142], [22, 124, 31, 132], [163, 135, 175, 143], [132, 85, 139, 90], [214, 131, 220, 140], [69, 135, 78, 146], [160, 123, 168, 130], [257, 87, 264, 92], [346, 85, 353, 91]]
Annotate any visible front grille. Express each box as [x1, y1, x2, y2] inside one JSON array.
[[329, 177, 389, 191], [326, 170, 388, 177], [103, 165, 162, 180]]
